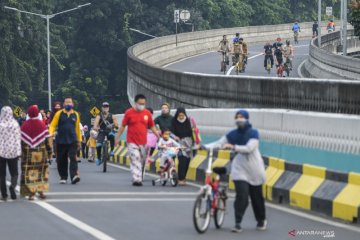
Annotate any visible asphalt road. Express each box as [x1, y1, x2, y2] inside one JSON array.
[[165, 40, 310, 78], [1, 160, 359, 240]]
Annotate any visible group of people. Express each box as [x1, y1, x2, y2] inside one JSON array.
[[218, 33, 248, 72]]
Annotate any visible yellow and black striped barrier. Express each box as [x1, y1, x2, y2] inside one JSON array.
[[111, 142, 360, 223]]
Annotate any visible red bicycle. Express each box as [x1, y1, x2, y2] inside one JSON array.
[[193, 148, 228, 234]]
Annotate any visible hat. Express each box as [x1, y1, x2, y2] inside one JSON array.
[[102, 102, 109, 106], [235, 109, 249, 120]]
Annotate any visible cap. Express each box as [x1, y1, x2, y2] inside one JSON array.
[[102, 102, 109, 107]]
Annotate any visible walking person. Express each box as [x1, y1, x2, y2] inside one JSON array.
[[115, 94, 160, 186], [0, 106, 21, 200], [154, 103, 173, 132], [82, 125, 89, 160], [206, 109, 266, 233], [49, 97, 82, 184], [20, 105, 52, 200], [171, 107, 194, 186]]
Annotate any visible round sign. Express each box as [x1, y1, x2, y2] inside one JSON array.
[[180, 10, 190, 22]]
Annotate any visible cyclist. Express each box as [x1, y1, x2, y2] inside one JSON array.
[[274, 44, 284, 77], [292, 21, 301, 44], [232, 37, 242, 67], [233, 32, 240, 44], [239, 37, 248, 72], [93, 102, 119, 166], [327, 19, 335, 33], [283, 40, 294, 70], [312, 21, 319, 38], [263, 42, 274, 70], [272, 37, 283, 50], [218, 35, 231, 72]]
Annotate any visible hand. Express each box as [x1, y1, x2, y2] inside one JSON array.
[[223, 143, 234, 150]]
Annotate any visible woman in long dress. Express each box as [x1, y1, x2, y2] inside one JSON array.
[[20, 105, 52, 200]]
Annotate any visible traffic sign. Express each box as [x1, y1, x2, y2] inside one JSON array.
[[174, 10, 180, 23], [180, 10, 190, 22], [326, 7, 333, 16], [90, 106, 100, 117], [13, 106, 22, 117]]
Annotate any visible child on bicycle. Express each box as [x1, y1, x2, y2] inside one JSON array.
[[157, 129, 180, 173]]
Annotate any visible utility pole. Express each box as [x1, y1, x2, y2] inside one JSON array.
[[318, 0, 322, 46], [343, 0, 348, 56]]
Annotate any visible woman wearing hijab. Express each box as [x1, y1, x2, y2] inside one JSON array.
[[0, 106, 21, 200], [206, 109, 267, 233], [171, 107, 194, 186], [20, 105, 52, 200]]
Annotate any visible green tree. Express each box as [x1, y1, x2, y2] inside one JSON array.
[[350, 0, 360, 37]]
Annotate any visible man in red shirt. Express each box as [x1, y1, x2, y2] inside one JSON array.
[[115, 94, 160, 186]]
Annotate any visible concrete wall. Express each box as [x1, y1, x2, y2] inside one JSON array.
[[115, 108, 360, 155], [127, 22, 360, 114], [302, 30, 360, 80]]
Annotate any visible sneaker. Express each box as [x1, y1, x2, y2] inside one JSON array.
[[256, 220, 267, 231], [9, 186, 16, 200], [88, 159, 94, 163], [59, 179, 67, 184], [232, 225, 243, 233], [132, 181, 143, 187], [71, 176, 80, 185], [96, 159, 102, 166]]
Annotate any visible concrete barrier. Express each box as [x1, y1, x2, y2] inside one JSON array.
[[302, 30, 360, 79], [128, 22, 360, 114]]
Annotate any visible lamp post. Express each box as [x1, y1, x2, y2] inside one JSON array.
[[318, 0, 322, 46], [4, 3, 91, 110]]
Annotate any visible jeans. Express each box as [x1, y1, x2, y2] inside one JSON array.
[[0, 157, 18, 198], [233, 180, 266, 225], [56, 143, 78, 180]]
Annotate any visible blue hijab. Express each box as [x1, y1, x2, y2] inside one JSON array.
[[226, 110, 259, 145]]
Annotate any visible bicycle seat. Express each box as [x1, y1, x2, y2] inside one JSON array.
[[213, 167, 227, 175]]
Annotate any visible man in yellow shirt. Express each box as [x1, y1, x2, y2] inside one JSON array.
[[49, 97, 82, 184]]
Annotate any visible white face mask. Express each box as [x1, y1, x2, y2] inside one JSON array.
[[135, 104, 145, 111], [235, 118, 247, 128], [177, 117, 186, 123]]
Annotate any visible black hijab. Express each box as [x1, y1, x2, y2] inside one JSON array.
[[171, 107, 192, 139]]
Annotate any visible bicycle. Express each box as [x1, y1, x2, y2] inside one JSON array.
[[193, 148, 228, 234], [101, 135, 110, 172], [284, 57, 291, 77], [266, 55, 272, 74], [218, 51, 227, 74], [293, 31, 299, 44]]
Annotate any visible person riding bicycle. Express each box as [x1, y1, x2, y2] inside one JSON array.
[[218, 35, 231, 71], [272, 37, 283, 50], [263, 42, 274, 70], [157, 129, 181, 173], [292, 21, 300, 44], [283, 40, 294, 70], [239, 37, 248, 71], [312, 21, 319, 37], [327, 19, 335, 33], [232, 37, 242, 66], [93, 102, 119, 166], [274, 45, 284, 76], [233, 32, 240, 44]]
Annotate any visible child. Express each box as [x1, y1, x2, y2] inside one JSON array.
[[87, 129, 97, 163], [157, 129, 180, 173]]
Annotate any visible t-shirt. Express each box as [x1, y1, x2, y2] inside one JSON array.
[[122, 108, 155, 145], [264, 45, 273, 55]]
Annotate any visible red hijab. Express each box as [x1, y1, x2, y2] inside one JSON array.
[[21, 105, 49, 148]]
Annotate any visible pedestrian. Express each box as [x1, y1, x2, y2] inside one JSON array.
[[0, 106, 21, 200], [20, 105, 52, 200], [171, 107, 194, 186], [154, 103, 173, 132], [82, 125, 89, 160], [146, 108, 160, 157], [48, 101, 62, 124], [87, 128, 97, 163], [17, 111, 27, 127], [206, 109, 267, 233], [49, 97, 82, 184], [115, 94, 160, 186]]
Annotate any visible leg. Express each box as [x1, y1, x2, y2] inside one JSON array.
[[0, 158, 7, 198], [249, 184, 266, 223], [81, 142, 86, 158], [57, 144, 69, 180], [270, 55, 274, 68], [233, 180, 250, 225], [96, 132, 105, 160], [128, 144, 143, 183], [264, 56, 268, 68], [68, 143, 79, 181], [177, 155, 190, 181], [7, 158, 18, 189], [107, 133, 115, 152], [85, 144, 89, 159]]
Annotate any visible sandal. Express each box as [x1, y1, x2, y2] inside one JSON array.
[[28, 194, 35, 201], [38, 192, 47, 200]]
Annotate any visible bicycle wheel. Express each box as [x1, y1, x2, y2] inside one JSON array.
[[193, 194, 211, 234], [214, 197, 226, 229], [102, 142, 108, 173], [170, 170, 178, 187]]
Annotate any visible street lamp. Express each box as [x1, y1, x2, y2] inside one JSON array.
[[4, 3, 91, 110], [129, 28, 157, 38]]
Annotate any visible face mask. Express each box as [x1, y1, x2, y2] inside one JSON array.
[[136, 104, 145, 111], [235, 118, 247, 128], [64, 105, 73, 111], [102, 108, 109, 114], [161, 109, 169, 115], [177, 117, 186, 123]]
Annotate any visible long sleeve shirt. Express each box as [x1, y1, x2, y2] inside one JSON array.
[[49, 109, 82, 144]]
